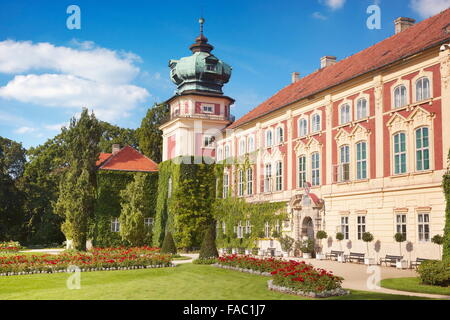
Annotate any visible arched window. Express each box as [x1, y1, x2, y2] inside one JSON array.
[[298, 155, 306, 188], [224, 145, 230, 159], [339, 145, 350, 182], [312, 114, 321, 133], [311, 152, 320, 186], [266, 130, 273, 147], [247, 136, 254, 153], [276, 127, 284, 144], [217, 147, 223, 161], [416, 77, 430, 102], [416, 127, 430, 171], [239, 139, 246, 155], [298, 118, 308, 137], [264, 163, 272, 192], [356, 141, 367, 180], [356, 98, 367, 120], [393, 132, 407, 174], [394, 85, 407, 108], [340, 104, 351, 124]]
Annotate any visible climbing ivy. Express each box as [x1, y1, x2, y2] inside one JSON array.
[[443, 150, 450, 259], [89, 170, 158, 247]]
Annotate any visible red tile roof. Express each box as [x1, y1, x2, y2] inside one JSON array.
[[229, 8, 450, 129], [97, 146, 158, 172]]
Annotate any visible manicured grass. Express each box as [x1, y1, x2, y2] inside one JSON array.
[[0, 264, 428, 300], [381, 277, 450, 296], [172, 256, 192, 261]]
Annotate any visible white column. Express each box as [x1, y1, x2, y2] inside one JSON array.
[[374, 75, 384, 177], [439, 46, 450, 167]]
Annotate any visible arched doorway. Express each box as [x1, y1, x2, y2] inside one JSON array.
[[301, 216, 314, 240]]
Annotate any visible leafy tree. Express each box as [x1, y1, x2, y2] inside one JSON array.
[[54, 108, 101, 251], [362, 232, 374, 255], [394, 232, 406, 256], [137, 103, 169, 163], [0, 137, 26, 241], [119, 173, 148, 246], [98, 121, 138, 153], [432, 234, 444, 259], [160, 231, 177, 254], [199, 224, 219, 259]]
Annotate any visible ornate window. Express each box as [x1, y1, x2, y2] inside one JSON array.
[[224, 144, 230, 159], [339, 145, 350, 182], [264, 163, 272, 192], [223, 172, 229, 198], [276, 126, 284, 144], [239, 139, 246, 155], [394, 85, 407, 108], [247, 136, 254, 152], [356, 142, 367, 180], [393, 132, 407, 174], [340, 103, 351, 124], [246, 168, 253, 196], [298, 118, 308, 137], [266, 129, 273, 147], [298, 155, 306, 188], [418, 213, 430, 242], [416, 127, 430, 171], [312, 114, 321, 133], [275, 161, 283, 191], [416, 77, 430, 102], [311, 152, 320, 186], [356, 98, 367, 120], [238, 170, 244, 196], [357, 216, 366, 240]]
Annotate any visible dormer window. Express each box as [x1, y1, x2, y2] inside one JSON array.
[[206, 64, 216, 71]]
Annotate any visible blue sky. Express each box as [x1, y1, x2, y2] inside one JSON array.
[[0, 0, 449, 148]]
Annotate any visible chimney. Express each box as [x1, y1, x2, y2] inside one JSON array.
[[112, 144, 121, 154], [291, 72, 300, 84], [320, 56, 336, 69], [395, 17, 415, 34]]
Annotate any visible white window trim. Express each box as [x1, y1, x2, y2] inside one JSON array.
[[275, 126, 284, 145], [391, 80, 410, 109], [417, 211, 431, 242], [355, 94, 370, 121], [247, 135, 255, 153], [311, 113, 322, 133], [298, 117, 309, 137], [265, 129, 273, 148], [339, 101, 352, 125], [355, 140, 368, 180], [412, 71, 433, 103], [392, 131, 408, 175]]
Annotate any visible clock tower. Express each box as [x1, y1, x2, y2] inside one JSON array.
[[160, 18, 234, 162]]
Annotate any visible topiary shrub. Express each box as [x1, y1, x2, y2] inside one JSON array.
[[417, 258, 450, 286], [394, 232, 406, 256], [432, 234, 444, 259], [362, 232, 374, 255], [199, 225, 219, 259], [160, 232, 177, 255]]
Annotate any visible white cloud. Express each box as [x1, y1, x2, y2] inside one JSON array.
[[0, 39, 140, 84], [14, 126, 36, 134], [0, 39, 151, 122], [0, 74, 149, 122], [44, 122, 68, 131], [320, 0, 346, 10], [312, 12, 328, 20], [410, 0, 450, 18]]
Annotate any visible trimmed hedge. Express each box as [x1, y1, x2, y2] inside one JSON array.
[[417, 258, 450, 287]]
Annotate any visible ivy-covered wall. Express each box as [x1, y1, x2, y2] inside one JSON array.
[[89, 170, 158, 247], [153, 156, 216, 249], [443, 150, 450, 258]]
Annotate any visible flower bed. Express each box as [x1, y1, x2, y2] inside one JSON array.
[[216, 254, 345, 297], [0, 241, 22, 253], [0, 246, 173, 276]]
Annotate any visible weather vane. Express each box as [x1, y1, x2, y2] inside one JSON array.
[[199, 17, 205, 35]]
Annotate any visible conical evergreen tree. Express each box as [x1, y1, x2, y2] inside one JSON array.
[[199, 224, 218, 259], [160, 231, 177, 254]]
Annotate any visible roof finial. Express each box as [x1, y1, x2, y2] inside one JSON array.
[[199, 17, 205, 35]]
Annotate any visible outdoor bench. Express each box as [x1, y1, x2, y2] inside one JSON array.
[[345, 252, 365, 263], [380, 255, 403, 267], [410, 258, 429, 269], [325, 250, 344, 261]]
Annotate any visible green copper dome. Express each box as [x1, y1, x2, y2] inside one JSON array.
[[169, 18, 232, 95]]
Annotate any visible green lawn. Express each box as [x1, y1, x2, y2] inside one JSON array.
[[0, 264, 430, 300], [381, 277, 450, 296]]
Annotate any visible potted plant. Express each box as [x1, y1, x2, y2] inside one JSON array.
[[362, 232, 374, 265], [394, 233, 407, 269], [279, 235, 294, 257], [315, 231, 328, 260], [300, 239, 314, 259], [336, 232, 345, 262], [431, 234, 444, 259]]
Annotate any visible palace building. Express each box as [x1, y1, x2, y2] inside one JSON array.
[[161, 10, 450, 259]]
